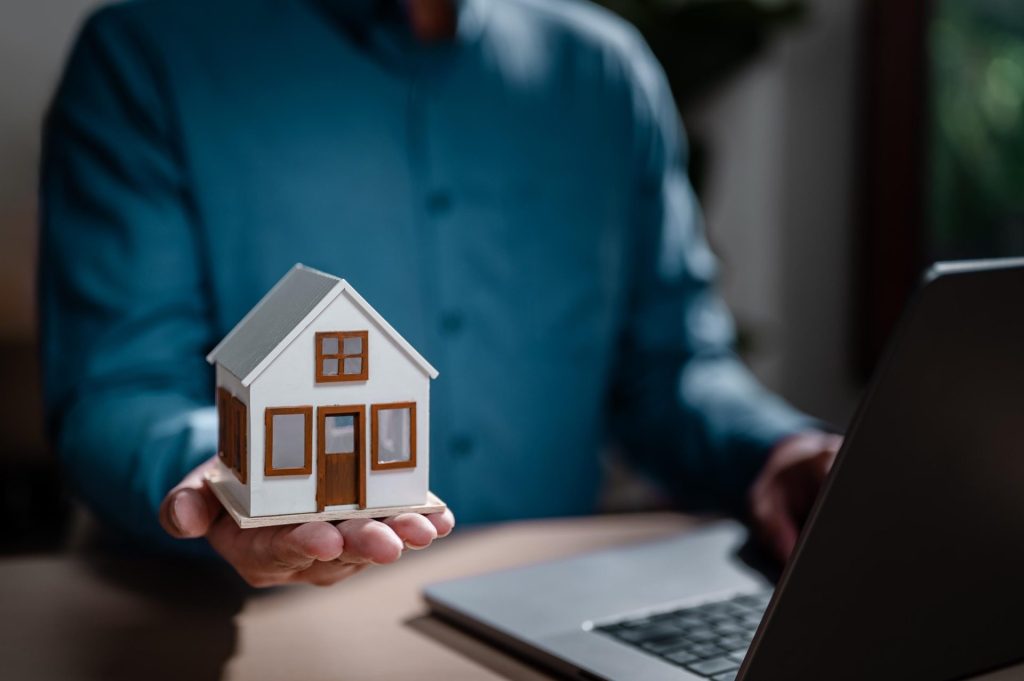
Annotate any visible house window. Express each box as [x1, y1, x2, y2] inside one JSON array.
[[265, 406, 313, 476], [217, 388, 247, 483], [315, 331, 368, 382], [371, 402, 417, 470], [324, 413, 357, 454]]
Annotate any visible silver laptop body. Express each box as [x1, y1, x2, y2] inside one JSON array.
[[424, 259, 1024, 680]]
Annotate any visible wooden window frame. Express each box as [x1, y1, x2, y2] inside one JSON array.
[[316, 405, 367, 511], [315, 331, 369, 383], [217, 388, 230, 467], [265, 406, 313, 476], [231, 396, 248, 484], [370, 402, 417, 471], [218, 388, 247, 483]]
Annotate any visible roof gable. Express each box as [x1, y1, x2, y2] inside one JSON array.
[[207, 265, 438, 385]]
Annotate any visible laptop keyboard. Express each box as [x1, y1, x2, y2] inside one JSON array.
[[595, 591, 772, 680]]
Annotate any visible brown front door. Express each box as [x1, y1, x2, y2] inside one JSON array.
[[317, 405, 365, 510]]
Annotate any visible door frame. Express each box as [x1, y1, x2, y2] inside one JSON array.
[[316, 404, 366, 511]]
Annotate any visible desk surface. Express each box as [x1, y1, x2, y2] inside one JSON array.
[[2, 513, 1023, 681]]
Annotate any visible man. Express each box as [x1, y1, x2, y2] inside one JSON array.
[[39, 0, 841, 588]]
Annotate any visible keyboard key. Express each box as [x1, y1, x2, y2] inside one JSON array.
[[718, 635, 750, 650], [741, 614, 763, 627], [735, 593, 772, 610], [721, 602, 750, 616], [687, 628, 718, 642], [664, 649, 698, 665], [632, 624, 683, 641], [611, 628, 650, 643], [687, 642, 725, 658], [649, 623, 686, 637], [672, 614, 704, 629], [713, 621, 747, 635], [596, 589, 773, 673], [695, 602, 733, 616], [641, 635, 690, 654], [687, 656, 740, 675]]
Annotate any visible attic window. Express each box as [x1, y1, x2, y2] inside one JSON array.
[[315, 331, 368, 382]]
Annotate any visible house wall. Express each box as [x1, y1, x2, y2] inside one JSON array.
[[247, 289, 431, 517], [215, 364, 251, 515]]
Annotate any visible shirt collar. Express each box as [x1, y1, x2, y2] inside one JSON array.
[[318, 0, 416, 28], [318, 0, 485, 35]]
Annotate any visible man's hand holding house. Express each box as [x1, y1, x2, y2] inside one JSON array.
[[159, 266, 455, 587], [160, 458, 454, 587]]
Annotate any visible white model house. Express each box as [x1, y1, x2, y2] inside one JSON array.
[[205, 264, 443, 528]]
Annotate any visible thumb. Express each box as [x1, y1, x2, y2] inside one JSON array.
[[764, 506, 800, 563], [752, 488, 800, 563], [811, 447, 837, 484], [160, 459, 223, 539]]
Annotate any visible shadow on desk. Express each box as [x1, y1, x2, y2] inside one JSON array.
[[1, 553, 245, 681], [407, 614, 554, 681]]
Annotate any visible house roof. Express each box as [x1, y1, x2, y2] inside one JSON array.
[[206, 264, 439, 386]]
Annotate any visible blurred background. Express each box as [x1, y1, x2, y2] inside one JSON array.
[[2, 0, 1021, 555]]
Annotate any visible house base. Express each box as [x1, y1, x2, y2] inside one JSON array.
[[205, 470, 447, 529]]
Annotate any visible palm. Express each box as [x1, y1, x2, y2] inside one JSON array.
[[160, 458, 454, 587]]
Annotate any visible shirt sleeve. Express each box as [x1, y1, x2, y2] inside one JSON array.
[[39, 7, 216, 551], [608, 33, 817, 514]]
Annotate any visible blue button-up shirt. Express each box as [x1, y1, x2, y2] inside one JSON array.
[[40, 0, 812, 549]]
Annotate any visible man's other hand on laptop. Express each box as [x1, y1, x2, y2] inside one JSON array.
[[750, 432, 843, 562], [158, 458, 456, 587]]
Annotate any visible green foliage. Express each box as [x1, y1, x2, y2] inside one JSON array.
[[930, 0, 1024, 257]]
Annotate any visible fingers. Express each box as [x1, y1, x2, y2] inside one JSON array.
[[164, 486, 219, 538], [336, 519, 404, 565], [292, 562, 368, 587], [748, 432, 843, 564], [209, 520, 345, 588], [384, 513, 438, 549], [230, 513, 447, 587], [752, 491, 800, 562], [199, 506, 454, 588], [425, 509, 455, 538], [339, 511, 453, 560], [266, 522, 345, 568], [783, 448, 837, 515], [813, 444, 840, 483], [160, 458, 223, 539]]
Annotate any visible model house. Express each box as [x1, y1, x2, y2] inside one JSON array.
[[205, 264, 443, 528]]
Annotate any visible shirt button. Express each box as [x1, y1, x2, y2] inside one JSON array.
[[439, 311, 464, 335], [425, 190, 453, 216], [451, 435, 474, 458]]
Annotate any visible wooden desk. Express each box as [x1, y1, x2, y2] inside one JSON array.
[[0, 513, 694, 680], [2, 513, 1022, 681]]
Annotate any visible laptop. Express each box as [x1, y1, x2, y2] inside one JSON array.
[[424, 258, 1024, 681]]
